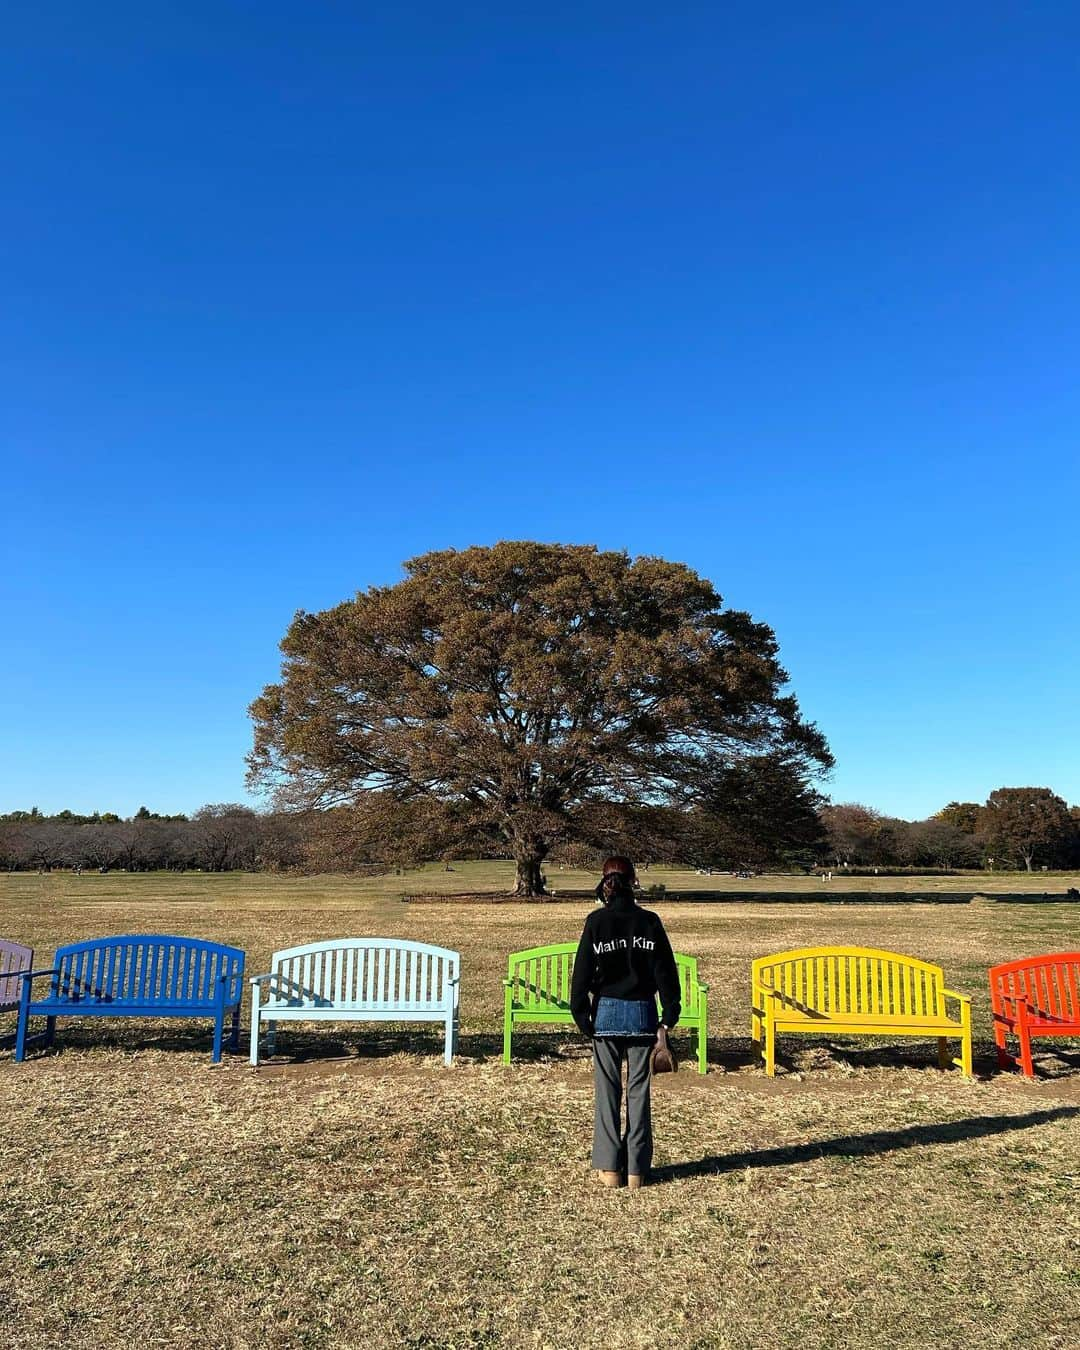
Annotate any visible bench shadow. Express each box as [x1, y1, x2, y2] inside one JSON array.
[[748, 1035, 1032, 1077], [651, 1105, 1080, 1184], [994, 1044, 1080, 1080], [265, 1030, 592, 1065], [3, 1022, 248, 1061]]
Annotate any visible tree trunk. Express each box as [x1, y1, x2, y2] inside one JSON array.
[[514, 839, 549, 897]]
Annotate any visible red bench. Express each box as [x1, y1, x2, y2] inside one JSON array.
[[989, 953, 1080, 1077]]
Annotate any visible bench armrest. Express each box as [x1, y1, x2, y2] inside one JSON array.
[[502, 978, 513, 988], [18, 967, 60, 983], [249, 973, 279, 988], [941, 988, 972, 1006], [697, 981, 710, 993], [448, 974, 460, 985], [993, 992, 1035, 1023]]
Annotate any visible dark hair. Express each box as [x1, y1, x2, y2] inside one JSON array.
[[596, 855, 637, 905], [602, 855, 635, 878]]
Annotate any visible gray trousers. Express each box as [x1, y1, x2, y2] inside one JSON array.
[[592, 1036, 654, 1176]]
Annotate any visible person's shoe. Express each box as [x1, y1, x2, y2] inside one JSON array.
[[596, 1170, 623, 1188], [627, 1174, 645, 1190]]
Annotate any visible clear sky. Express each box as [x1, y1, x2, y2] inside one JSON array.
[[3, 2, 1078, 821]]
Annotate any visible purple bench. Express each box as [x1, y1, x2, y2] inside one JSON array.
[[1, 941, 33, 1017]]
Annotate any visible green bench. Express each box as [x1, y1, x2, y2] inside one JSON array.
[[502, 941, 709, 1073]]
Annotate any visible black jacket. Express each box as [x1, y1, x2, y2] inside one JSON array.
[[570, 894, 681, 1034]]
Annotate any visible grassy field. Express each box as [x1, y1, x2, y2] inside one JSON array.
[[1, 865, 1079, 1349]]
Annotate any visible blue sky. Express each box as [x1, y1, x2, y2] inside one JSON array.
[[3, 2, 1079, 821]]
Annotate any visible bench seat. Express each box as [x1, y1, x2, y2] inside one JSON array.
[[768, 1010, 968, 1033], [250, 938, 460, 1066], [257, 1002, 454, 1020], [753, 946, 973, 1076]]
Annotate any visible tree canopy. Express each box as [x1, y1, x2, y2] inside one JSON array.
[[247, 542, 832, 893], [983, 787, 1076, 871]]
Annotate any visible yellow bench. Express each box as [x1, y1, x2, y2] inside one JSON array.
[[751, 946, 972, 1076]]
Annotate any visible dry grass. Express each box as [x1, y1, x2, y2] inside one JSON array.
[[1, 866, 1079, 1349]]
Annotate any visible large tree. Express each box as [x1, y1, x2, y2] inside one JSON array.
[[247, 542, 832, 894]]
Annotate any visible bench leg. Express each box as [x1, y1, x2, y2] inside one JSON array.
[[750, 1000, 765, 1064], [250, 1007, 261, 1067], [1018, 1027, 1034, 1079], [763, 1016, 777, 1077], [697, 1024, 707, 1075], [14, 992, 31, 1063], [993, 1020, 1011, 1069], [212, 1012, 224, 1064], [444, 1014, 454, 1066], [938, 1037, 950, 1070], [502, 1011, 513, 1065]]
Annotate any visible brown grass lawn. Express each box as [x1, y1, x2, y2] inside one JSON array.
[[1, 865, 1079, 1349]]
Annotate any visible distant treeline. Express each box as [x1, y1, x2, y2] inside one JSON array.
[[2, 785, 1078, 875]]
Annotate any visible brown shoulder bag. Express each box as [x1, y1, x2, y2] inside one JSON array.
[[651, 1025, 678, 1074]]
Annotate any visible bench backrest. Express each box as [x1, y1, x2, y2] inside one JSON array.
[[0, 940, 32, 1010], [505, 942, 703, 1016], [989, 953, 1080, 1023], [268, 939, 459, 1009], [51, 936, 245, 1008], [752, 946, 947, 1018]]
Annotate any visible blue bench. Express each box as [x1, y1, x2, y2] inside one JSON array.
[[15, 935, 245, 1064]]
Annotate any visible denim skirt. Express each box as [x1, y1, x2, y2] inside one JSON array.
[[593, 996, 659, 1038]]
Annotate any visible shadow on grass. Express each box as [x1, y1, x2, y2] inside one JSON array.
[[651, 1105, 1080, 1183], [760, 1035, 1080, 1079], [6, 1023, 590, 1065], [264, 1030, 592, 1065], [13, 1024, 1079, 1080]]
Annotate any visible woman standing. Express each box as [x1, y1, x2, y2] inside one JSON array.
[[570, 855, 681, 1189]]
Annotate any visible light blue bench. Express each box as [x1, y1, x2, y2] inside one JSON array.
[[250, 938, 460, 1066], [15, 934, 245, 1063]]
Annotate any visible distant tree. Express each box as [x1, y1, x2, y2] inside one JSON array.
[[21, 822, 71, 871], [820, 803, 884, 867], [684, 755, 826, 868], [191, 804, 260, 872], [248, 543, 832, 895], [78, 823, 121, 871], [933, 802, 985, 834], [983, 787, 1077, 871], [900, 819, 983, 870]]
